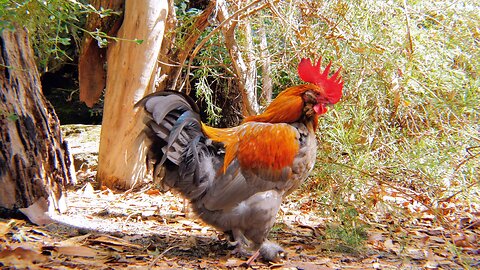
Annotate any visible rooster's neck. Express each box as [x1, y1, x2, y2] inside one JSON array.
[[244, 106, 319, 131], [243, 85, 324, 130]]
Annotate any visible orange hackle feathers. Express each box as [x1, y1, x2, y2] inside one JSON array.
[[202, 123, 299, 177], [243, 84, 319, 124], [201, 123, 239, 173], [236, 123, 298, 178]]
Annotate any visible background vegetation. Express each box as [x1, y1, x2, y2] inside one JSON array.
[[179, 1, 479, 249], [3, 0, 479, 253], [1, 0, 110, 123]]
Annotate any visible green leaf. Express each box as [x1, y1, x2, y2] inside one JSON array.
[[57, 37, 71, 46], [7, 113, 19, 122]]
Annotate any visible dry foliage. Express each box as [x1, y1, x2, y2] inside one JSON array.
[[0, 179, 478, 269]]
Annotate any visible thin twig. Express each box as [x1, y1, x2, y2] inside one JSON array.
[[330, 161, 421, 197], [439, 179, 480, 203], [439, 146, 480, 202], [403, 0, 414, 57], [148, 245, 178, 269]]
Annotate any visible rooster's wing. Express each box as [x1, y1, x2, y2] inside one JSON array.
[[199, 121, 316, 211]]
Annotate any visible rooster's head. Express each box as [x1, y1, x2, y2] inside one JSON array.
[[244, 57, 343, 128], [297, 57, 344, 115]]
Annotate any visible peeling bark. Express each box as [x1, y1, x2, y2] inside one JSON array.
[[78, 0, 125, 107], [0, 27, 75, 218]]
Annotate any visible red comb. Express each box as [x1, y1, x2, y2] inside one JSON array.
[[298, 58, 344, 104]]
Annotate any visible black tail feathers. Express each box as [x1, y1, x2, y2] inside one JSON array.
[[138, 91, 214, 198]]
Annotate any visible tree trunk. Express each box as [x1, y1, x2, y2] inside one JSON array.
[[217, 0, 259, 116], [259, 25, 272, 105], [96, 0, 169, 190], [155, 0, 176, 91], [243, 20, 259, 113], [0, 27, 75, 221]]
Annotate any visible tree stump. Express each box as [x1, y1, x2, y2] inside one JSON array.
[[0, 27, 76, 222]]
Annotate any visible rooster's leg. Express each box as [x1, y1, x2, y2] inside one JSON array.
[[230, 229, 251, 257], [245, 249, 260, 265]]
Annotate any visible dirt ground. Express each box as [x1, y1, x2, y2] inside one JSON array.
[[1, 177, 479, 269], [0, 125, 478, 269]]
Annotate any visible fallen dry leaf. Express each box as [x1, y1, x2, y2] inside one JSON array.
[[0, 220, 12, 237], [368, 231, 385, 242], [224, 258, 244, 268], [424, 260, 439, 269], [406, 248, 426, 260], [0, 246, 46, 267], [59, 233, 92, 246], [19, 198, 54, 226], [82, 182, 96, 197], [90, 235, 142, 249], [146, 189, 161, 195], [54, 245, 98, 257], [269, 261, 285, 268], [452, 233, 473, 248], [384, 238, 396, 253], [429, 236, 446, 244]]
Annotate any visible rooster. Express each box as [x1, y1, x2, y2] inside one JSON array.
[[137, 57, 343, 263]]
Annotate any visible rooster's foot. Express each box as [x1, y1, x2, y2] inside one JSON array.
[[231, 244, 251, 258], [259, 241, 286, 262]]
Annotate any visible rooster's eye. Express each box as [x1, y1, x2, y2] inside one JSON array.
[[303, 91, 317, 104]]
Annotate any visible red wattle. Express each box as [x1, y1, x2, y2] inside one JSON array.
[[314, 104, 327, 115]]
